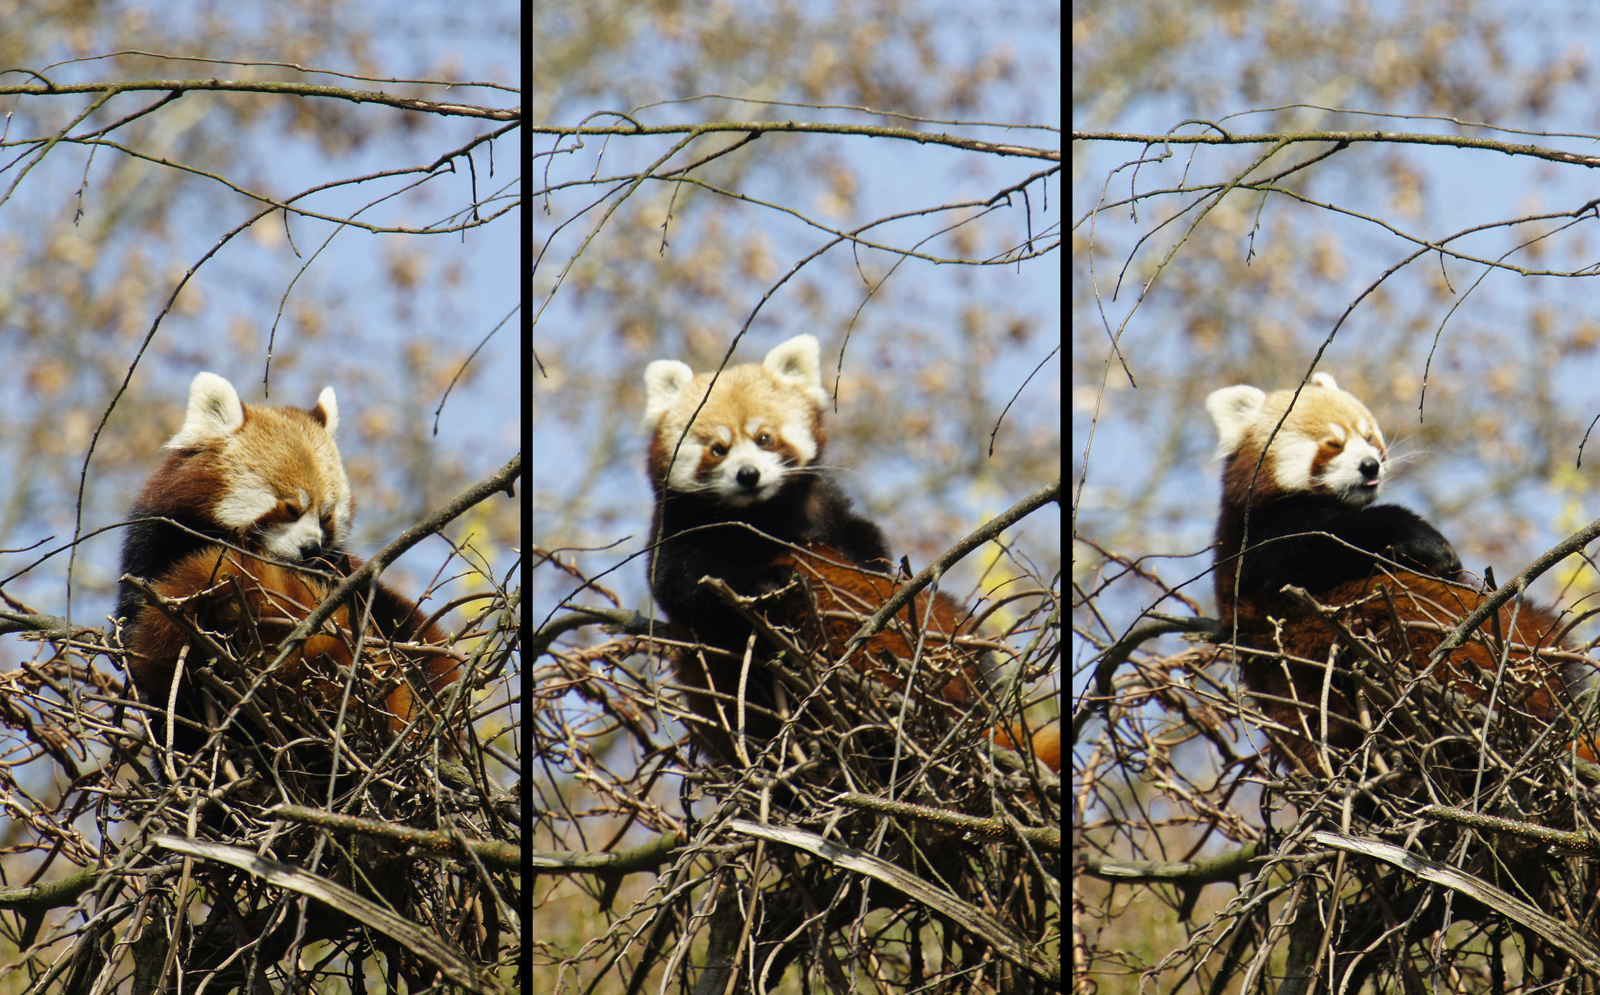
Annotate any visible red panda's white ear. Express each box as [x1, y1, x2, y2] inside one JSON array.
[[762, 334, 827, 410], [166, 372, 245, 450], [1310, 372, 1339, 391], [313, 387, 338, 435], [1205, 384, 1267, 458], [643, 360, 696, 427]]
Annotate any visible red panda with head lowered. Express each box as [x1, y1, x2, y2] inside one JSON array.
[[641, 336, 1066, 768], [1207, 372, 1583, 772], [119, 372, 457, 765]]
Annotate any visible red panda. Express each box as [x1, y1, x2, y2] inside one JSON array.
[[644, 336, 1056, 771], [1207, 372, 1582, 772], [118, 372, 457, 765]]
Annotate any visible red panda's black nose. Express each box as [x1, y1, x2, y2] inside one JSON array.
[[1359, 456, 1381, 482], [735, 466, 761, 490]]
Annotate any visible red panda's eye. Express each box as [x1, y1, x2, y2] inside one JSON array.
[[711, 443, 728, 458], [1326, 439, 1343, 451], [755, 432, 772, 447]]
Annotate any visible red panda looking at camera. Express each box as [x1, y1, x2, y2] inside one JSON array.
[[1207, 372, 1587, 773], [644, 335, 1060, 772], [118, 372, 457, 768]]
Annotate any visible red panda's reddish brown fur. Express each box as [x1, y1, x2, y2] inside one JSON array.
[[779, 547, 1061, 770], [774, 545, 984, 707], [126, 546, 455, 747], [1229, 567, 1571, 771], [671, 541, 1061, 769]]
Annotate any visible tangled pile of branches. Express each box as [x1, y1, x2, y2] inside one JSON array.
[[0, 571, 520, 995], [114, 644, 506, 992], [1076, 606, 1600, 994], [536, 569, 1060, 994]]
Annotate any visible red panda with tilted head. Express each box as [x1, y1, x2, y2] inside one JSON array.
[[642, 336, 1016, 764], [119, 372, 457, 765], [1207, 371, 1584, 772]]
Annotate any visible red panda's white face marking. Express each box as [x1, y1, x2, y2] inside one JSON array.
[[644, 335, 829, 507], [1206, 372, 1388, 506], [161, 372, 353, 561]]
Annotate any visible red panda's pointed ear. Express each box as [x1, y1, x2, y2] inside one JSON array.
[[312, 386, 338, 434], [643, 360, 697, 427], [1205, 384, 1266, 457], [762, 335, 827, 410], [167, 372, 246, 450]]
